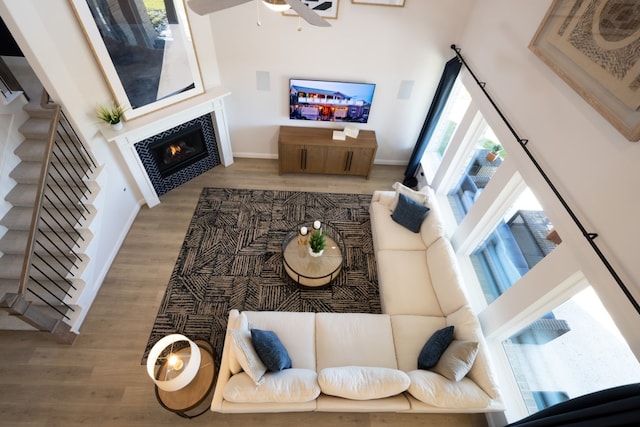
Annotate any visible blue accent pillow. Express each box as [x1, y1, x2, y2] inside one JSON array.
[[391, 193, 430, 233], [250, 329, 292, 372], [417, 325, 455, 369]]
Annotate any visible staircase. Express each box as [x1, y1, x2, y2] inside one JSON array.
[[0, 96, 99, 343]]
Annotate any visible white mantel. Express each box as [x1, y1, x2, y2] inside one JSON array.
[[103, 87, 233, 207]]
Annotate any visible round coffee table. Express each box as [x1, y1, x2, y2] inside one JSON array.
[[282, 222, 344, 288]]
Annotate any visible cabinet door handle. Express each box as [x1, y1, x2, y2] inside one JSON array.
[[346, 151, 353, 171], [303, 148, 307, 170], [300, 148, 306, 170]]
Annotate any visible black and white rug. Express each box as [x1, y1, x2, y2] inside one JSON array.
[[142, 188, 380, 364]]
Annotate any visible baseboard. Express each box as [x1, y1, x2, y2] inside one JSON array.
[[233, 153, 406, 166], [70, 202, 141, 333]]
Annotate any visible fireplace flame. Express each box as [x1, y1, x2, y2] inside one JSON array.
[[169, 144, 182, 157]]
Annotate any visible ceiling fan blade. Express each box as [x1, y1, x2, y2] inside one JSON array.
[[285, 0, 331, 27], [187, 0, 253, 16]]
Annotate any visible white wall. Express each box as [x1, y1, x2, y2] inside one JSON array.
[[206, 0, 474, 164], [458, 1, 640, 348]]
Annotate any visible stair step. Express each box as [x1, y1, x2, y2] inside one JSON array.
[[0, 229, 92, 256], [14, 139, 47, 162], [11, 161, 92, 185], [9, 161, 42, 184], [0, 253, 88, 281], [0, 207, 33, 230], [23, 103, 55, 119], [1, 205, 97, 232], [0, 231, 29, 256], [0, 279, 19, 295], [18, 117, 52, 140], [6, 182, 99, 208], [5, 184, 36, 207], [15, 138, 92, 168], [0, 277, 82, 302], [0, 255, 23, 279]]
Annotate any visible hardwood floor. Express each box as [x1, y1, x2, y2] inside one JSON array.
[[0, 159, 488, 427]]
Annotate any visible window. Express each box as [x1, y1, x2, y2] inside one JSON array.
[[420, 73, 639, 422], [446, 121, 504, 224], [502, 285, 640, 414], [469, 187, 558, 304], [420, 78, 471, 183]]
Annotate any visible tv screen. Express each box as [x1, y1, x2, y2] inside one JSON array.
[[289, 78, 376, 123]]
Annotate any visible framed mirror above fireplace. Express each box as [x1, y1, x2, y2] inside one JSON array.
[[70, 0, 204, 120]]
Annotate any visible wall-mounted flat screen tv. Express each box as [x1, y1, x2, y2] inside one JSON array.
[[289, 78, 376, 123]]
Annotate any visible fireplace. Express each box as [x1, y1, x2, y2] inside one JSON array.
[[107, 89, 233, 207], [134, 113, 220, 197], [150, 123, 208, 178]]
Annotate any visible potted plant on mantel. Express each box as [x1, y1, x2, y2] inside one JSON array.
[[485, 143, 503, 162], [308, 229, 326, 257], [96, 101, 126, 131]]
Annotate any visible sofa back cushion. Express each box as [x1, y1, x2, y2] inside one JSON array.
[[426, 237, 468, 316], [244, 311, 316, 370], [390, 315, 447, 372], [447, 306, 501, 400], [419, 192, 446, 248], [376, 249, 443, 316], [370, 194, 427, 252], [315, 313, 398, 371]]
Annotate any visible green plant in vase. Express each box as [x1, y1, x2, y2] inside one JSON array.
[[308, 229, 326, 257], [96, 100, 126, 131], [485, 142, 503, 162]]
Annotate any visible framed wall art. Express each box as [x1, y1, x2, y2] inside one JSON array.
[[351, 0, 405, 6], [529, 0, 640, 141], [283, 1, 339, 20], [69, 0, 203, 121]]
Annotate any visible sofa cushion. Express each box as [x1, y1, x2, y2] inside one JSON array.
[[230, 324, 267, 385], [318, 366, 410, 400], [315, 313, 398, 370], [430, 340, 478, 381], [370, 199, 427, 251], [392, 193, 431, 233], [426, 237, 468, 316], [227, 310, 243, 374], [419, 199, 445, 248], [389, 182, 431, 212], [317, 393, 411, 412], [223, 369, 320, 403], [390, 315, 447, 372], [417, 325, 454, 369], [244, 311, 316, 370], [407, 369, 491, 408], [251, 329, 292, 372], [447, 306, 500, 400], [376, 250, 443, 316]]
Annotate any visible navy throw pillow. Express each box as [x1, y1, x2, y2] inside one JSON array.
[[250, 329, 292, 372], [417, 325, 455, 369], [391, 193, 430, 233]]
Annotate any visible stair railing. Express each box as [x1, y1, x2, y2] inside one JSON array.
[[17, 90, 97, 322]]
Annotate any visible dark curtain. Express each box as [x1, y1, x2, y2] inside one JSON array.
[[403, 56, 462, 185], [506, 383, 640, 427]]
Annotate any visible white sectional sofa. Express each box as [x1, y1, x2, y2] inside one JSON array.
[[210, 184, 503, 413]]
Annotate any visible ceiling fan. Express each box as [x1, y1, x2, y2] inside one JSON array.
[[187, 0, 331, 27]]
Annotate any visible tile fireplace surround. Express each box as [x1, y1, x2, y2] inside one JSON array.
[[102, 87, 233, 207]]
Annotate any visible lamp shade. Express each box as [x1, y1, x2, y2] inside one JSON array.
[[147, 334, 202, 392], [262, 0, 291, 12]]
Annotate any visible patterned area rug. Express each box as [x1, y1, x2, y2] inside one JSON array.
[[142, 188, 380, 364]]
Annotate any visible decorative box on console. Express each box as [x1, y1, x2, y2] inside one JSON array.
[[102, 87, 234, 207]]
